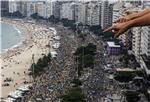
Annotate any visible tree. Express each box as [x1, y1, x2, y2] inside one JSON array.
[[114, 71, 136, 83], [86, 43, 97, 55], [103, 31, 114, 40], [124, 91, 140, 102], [74, 43, 96, 76], [12, 11, 23, 18], [78, 54, 95, 68], [47, 53, 51, 61], [89, 25, 102, 35], [74, 43, 96, 56], [61, 87, 86, 102], [30, 13, 42, 19], [30, 53, 51, 77], [48, 15, 55, 22], [71, 78, 82, 87]]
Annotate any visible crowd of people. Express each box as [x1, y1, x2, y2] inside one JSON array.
[[19, 20, 125, 102], [21, 22, 80, 102]]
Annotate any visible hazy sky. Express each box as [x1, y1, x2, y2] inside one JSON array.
[[9, 0, 119, 3]]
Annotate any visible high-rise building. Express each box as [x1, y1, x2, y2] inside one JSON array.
[[132, 27, 142, 62], [20, 1, 27, 17], [52, 1, 61, 19], [75, 1, 87, 25], [26, 1, 36, 17], [141, 27, 150, 57], [45, 1, 53, 18], [140, 26, 150, 75], [35, 1, 47, 18], [112, 2, 124, 23], [112, 1, 150, 75], [9, 1, 18, 13], [9, 1, 28, 16], [1, 1, 9, 16], [131, 1, 150, 75], [86, 1, 101, 26], [101, 0, 113, 29], [60, 2, 75, 21]]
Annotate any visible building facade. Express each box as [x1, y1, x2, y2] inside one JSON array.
[[1, 1, 9, 16], [60, 2, 75, 21], [86, 1, 101, 26], [101, 0, 113, 29], [107, 42, 121, 55]]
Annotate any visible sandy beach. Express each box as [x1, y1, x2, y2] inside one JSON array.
[[0, 18, 55, 98]]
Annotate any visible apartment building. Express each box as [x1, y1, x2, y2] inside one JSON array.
[[9, 1, 18, 13], [75, 2, 87, 25], [60, 2, 75, 21], [26, 1, 36, 17], [1, 1, 9, 16], [86, 1, 101, 26], [45, 1, 53, 18], [52, 1, 61, 19], [101, 0, 113, 29], [140, 26, 150, 75], [35, 1, 47, 18]]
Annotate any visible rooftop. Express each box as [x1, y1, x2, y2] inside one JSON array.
[[107, 41, 121, 48], [116, 68, 135, 72]]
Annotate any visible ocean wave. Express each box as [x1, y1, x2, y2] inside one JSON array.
[[14, 25, 21, 34], [1, 41, 23, 54], [1, 23, 25, 54]]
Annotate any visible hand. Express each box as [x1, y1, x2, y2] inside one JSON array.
[[114, 13, 137, 23], [114, 17, 131, 23], [104, 22, 131, 38]]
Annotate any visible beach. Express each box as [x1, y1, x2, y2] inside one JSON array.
[[0, 18, 55, 98]]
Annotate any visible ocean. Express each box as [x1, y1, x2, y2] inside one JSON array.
[[1, 22, 22, 53]]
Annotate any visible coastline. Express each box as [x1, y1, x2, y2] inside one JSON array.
[[0, 18, 55, 98], [1, 21, 26, 54], [0, 19, 30, 56]]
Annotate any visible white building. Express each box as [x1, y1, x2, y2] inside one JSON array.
[[45, 1, 53, 18], [141, 27, 150, 57], [101, 0, 113, 29], [86, 1, 101, 26], [60, 2, 75, 21], [35, 1, 47, 18], [26, 1, 36, 17], [132, 27, 142, 62], [140, 26, 150, 75], [52, 1, 61, 19], [112, 2, 123, 22], [75, 2, 87, 25], [9, 1, 18, 13]]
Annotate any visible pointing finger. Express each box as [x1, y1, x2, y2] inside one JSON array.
[[103, 26, 114, 32]]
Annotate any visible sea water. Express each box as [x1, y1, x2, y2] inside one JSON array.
[[1, 22, 22, 53]]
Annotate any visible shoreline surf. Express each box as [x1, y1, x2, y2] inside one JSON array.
[[0, 22, 26, 54]]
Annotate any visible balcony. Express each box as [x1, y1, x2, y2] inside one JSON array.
[[140, 54, 150, 75]]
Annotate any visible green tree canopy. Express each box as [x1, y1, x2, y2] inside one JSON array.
[[124, 91, 140, 102], [114, 71, 136, 83], [61, 87, 86, 102]]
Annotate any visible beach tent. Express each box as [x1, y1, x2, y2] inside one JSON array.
[[49, 27, 57, 35], [9, 90, 23, 99], [52, 43, 60, 49], [4, 97, 16, 102], [50, 51, 58, 58], [52, 36, 60, 40], [17, 85, 30, 92]]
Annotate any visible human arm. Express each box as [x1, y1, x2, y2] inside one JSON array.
[[104, 12, 150, 38], [115, 8, 150, 23]]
